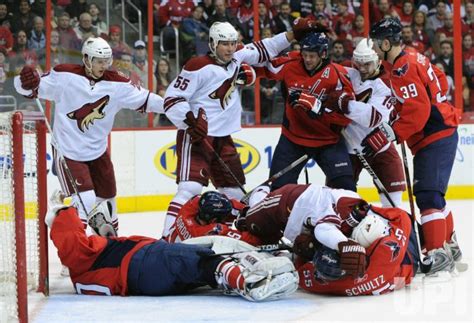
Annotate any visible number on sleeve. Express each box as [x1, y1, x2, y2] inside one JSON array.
[[173, 76, 190, 91], [427, 64, 447, 103]]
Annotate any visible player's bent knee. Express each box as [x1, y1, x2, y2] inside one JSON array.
[[326, 176, 356, 192], [217, 186, 245, 200], [415, 190, 446, 211], [176, 181, 203, 201]]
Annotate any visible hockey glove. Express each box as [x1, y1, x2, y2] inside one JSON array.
[[292, 17, 329, 41], [236, 63, 256, 86], [289, 90, 323, 115], [20, 65, 40, 93], [293, 233, 318, 261], [361, 122, 397, 157], [184, 108, 208, 143], [322, 90, 354, 114], [338, 239, 367, 277]]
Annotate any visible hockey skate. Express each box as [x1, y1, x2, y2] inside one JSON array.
[[447, 232, 468, 272], [424, 243, 455, 276]]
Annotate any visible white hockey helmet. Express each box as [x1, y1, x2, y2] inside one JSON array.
[[209, 22, 238, 56], [352, 38, 380, 77], [351, 211, 390, 248], [82, 37, 113, 74]]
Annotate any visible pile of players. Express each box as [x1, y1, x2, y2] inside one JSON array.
[[17, 15, 466, 302]]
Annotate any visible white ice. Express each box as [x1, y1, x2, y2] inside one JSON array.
[[29, 200, 474, 322]]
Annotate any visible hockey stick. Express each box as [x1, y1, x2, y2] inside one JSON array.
[[34, 98, 90, 219], [210, 242, 293, 257], [400, 142, 432, 273], [341, 130, 396, 207], [241, 154, 309, 204], [304, 166, 310, 184], [202, 139, 247, 195]]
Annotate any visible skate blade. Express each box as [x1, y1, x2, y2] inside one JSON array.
[[455, 261, 469, 272]]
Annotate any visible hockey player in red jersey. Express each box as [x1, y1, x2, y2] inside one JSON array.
[[14, 37, 164, 235], [168, 191, 261, 245], [45, 193, 298, 301], [162, 19, 324, 238], [298, 205, 419, 296], [258, 32, 356, 192], [236, 184, 369, 278], [323, 38, 406, 207], [364, 18, 461, 274]]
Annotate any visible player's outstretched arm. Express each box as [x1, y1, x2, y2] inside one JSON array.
[[14, 65, 66, 101]]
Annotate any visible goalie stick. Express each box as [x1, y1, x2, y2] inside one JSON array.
[[210, 242, 293, 257], [241, 154, 309, 204], [34, 98, 91, 220]]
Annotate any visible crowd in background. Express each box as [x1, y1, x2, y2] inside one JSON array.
[[0, 0, 473, 126]]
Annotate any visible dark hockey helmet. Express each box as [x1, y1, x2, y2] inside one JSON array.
[[197, 191, 232, 224], [313, 245, 346, 282], [369, 18, 402, 43], [299, 32, 329, 57]]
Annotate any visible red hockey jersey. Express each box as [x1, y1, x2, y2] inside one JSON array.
[[262, 52, 353, 147], [389, 51, 459, 154], [298, 205, 415, 296], [169, 196, 262, 245], [50, 207, 156, 296]]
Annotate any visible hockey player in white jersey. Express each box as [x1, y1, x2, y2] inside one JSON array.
[[15, 37, 164, 234], [322, 38, 406, 207], [162, 19, 323, 238]]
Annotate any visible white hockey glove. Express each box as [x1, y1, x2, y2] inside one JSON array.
[[88, 201, 117, 237], [217, 251, 299, 302], [45, 189, 67, 228]]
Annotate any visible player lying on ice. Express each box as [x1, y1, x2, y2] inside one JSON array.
[[44, 192, 298, 301]]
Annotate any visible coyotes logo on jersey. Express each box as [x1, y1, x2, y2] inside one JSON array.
[[355, 88, 372, 103], [67, 95, 110, 132], [209, 67, 239, 109]]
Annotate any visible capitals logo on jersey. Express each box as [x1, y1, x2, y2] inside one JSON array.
[[209, 67, 239, 109], [67, 95, 110, 132], [384, 241, 401, 262], [392, 63, 409, 77]]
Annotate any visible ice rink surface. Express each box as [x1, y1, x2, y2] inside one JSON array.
[[29, 200, 473, 322]]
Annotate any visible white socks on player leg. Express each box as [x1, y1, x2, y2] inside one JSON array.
[[218, 186, 245, 201], [379, 191, 403, 208], [72, 190, 96, 227], [96, 197, 118, 232]]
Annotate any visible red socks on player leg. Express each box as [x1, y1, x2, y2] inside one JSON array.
[[216, 259, 245, 290], [420, 209, 446, 251], [443, 208, 454, 242]]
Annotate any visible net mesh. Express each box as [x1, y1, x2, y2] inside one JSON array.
[[0, 112, 41, 322]]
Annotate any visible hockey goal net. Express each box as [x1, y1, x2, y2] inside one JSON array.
[[0, 111, 48, 323]]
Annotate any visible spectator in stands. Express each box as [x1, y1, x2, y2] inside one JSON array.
[[158, 0, 194, 28], [464, 1, 474, 31], [315, 13, 337, 41], [0, 25, 12, 52], [246, 1, 276, 39], [434, 61, 454, 103], [198, 0, 214, 25], [66, 0, 88, 24], [154, 57, 173, 126], [310, 0, 329, 19], [74, 12, 98, 42], [332, 0, 355, 39], [330, 39, 350, 65], [434, 40, 454, 78], [8, 30, 38, 74], [30, 0, 46, 18], [412, 10, 431, 49], [57, 12, 81, 52], [463, 33, 474, 78], [401, 25, 425, 53], [88, 3, 108, 37], [291, 0, 314, 17], [28, 16, 46, 50], [10, 0, 36, 35], [182, 6, 210, 56], [436, 12, 469, 43], [0, 3, 13, 28], [0, 47, 8, 95], [132, 40, 156, 92], [398, 0, 414, 26], [371, 0, 397, 23], [274, 2, 295, 34], [114, 51, 142, 86], [426, 0, 448, 38], [209, 0, 239, 28], [108, 25, 131, 55], [347, 14, 365, 50], [49, 29, 69, 67]]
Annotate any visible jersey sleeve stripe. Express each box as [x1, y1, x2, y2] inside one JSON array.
[[316, 215, 342, 227], [369, 107, 382, 128], [135, 92, 150, 113], [164, 97, 186, 112], [254, 41, 270, 63]]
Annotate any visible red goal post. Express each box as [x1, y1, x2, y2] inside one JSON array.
[[0, 111, 48, 323]]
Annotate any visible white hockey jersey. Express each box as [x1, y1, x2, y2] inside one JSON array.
[[14, 65, 163, 161], [343, 67, 394, 154], [283, 184, 362, 250], [164, 32, 291, 136]]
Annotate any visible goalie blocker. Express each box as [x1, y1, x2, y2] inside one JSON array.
[[46, 205, 298, 301]]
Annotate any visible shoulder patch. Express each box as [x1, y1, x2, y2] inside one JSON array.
[[184, 55, 218, 72], [384, 240, 401, 262], [53, 64, 86, 76], [102, 70, 130, 83], [392, 63, 409, 77]]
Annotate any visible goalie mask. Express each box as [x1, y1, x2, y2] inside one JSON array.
[[352, 38, 381, 80], [351, 211, 391, 248], [197, 191, 232, 224], [81, 37, 113, 79]]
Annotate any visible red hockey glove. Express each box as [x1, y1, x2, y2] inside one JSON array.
[[338, 239, 367, 277], [236, 63, 256, 86], [361, 122, 396, 157], [292, 17, 329, 41], [322, 90, 354, 114], [184, 108, 208, 143], [20, 65, 40, 91], [289, 90, 323, 115], [293, 233, 318, 261]]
